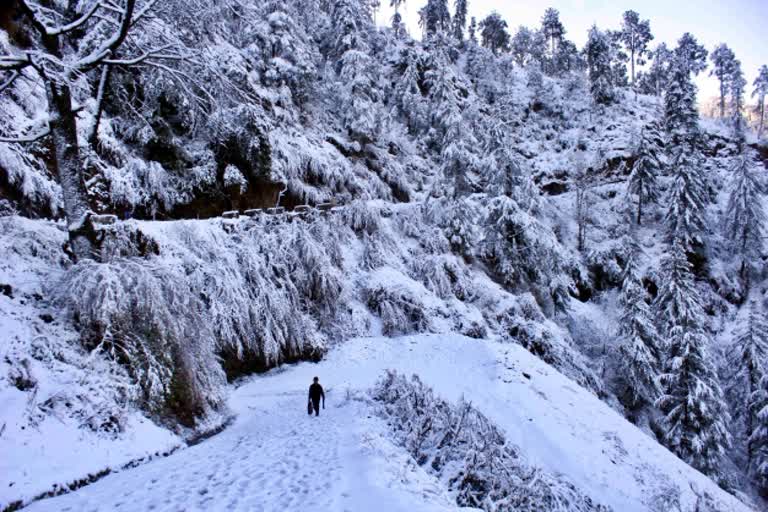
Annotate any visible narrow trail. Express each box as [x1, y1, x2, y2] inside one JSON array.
[[26, 395, 352, 512]]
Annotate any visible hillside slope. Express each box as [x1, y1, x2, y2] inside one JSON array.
[[20, 335, 751, 512]]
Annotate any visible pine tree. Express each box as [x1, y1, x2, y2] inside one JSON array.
[[730, 60, 747, 144], [655, 240, 731, 476], [709, 44, 737, 119], [619, 10, 653, 86], [585, 25, 615, 105], [451, 0, 468, 42], [478, 12, 510, 55], [510, 26, 534, 67], [617, 238, 662, 409], [754, 65, 768, 138], [750, 375, 768, 491], [731, 301, 768, 462], [638, 43, 672, 97], [541, 8, 564, 56], [723, 154, 766, 283], [468, 16, 477, 44], [541, 8, 565, 74], [391, 10, 404, 37], [418, 0, 451, 37], [627, 126, 662, 225]]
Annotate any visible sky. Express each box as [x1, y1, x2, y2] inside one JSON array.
[[375, 0, 767, 105]]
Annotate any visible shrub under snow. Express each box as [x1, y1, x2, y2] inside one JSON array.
[[371, 370, 612, 512]]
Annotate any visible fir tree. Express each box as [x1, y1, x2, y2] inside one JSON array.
[[627, 126, 662, 225], [478, 12, 510, 55], [664, 34, 707, 150], [723, 154, 766, 284], [619, 10, 653, 86], [451, 0, 468, 42], [754, 65, 768, 138], [655, 240, 731, 476], [709, 44, 737, 119], [664, 151, 708, 250], [585, 25, 615, 105], [617, 238, 662, 409], [750, 374, 768, 491], [730, 301, 768, 462]]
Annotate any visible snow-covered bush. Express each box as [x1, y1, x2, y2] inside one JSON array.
[[372, 371, 612, 512]]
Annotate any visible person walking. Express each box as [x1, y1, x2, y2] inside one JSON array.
[[308, 377, 325, 417]]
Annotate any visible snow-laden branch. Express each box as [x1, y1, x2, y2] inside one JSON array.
[[75, 0, 137, 70], [0, 55, 31, 72], [0, 127, 51, 144], [45, 2, 103, 36], [102, 45, 182, 66], [0, 71, 20, 94]]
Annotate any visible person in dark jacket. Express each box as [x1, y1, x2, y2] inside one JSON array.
[[308, 377, 325, 416]]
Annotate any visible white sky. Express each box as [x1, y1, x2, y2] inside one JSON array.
[[375, 0, 767, 103]]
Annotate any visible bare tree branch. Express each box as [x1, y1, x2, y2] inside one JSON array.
[[0, 127, 51, 144]]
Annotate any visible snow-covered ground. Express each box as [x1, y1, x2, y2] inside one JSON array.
[[22, 335, 751, 512]]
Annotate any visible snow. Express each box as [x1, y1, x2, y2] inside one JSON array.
[[23, 334, 750, 512], [0, 217, 181, 509]]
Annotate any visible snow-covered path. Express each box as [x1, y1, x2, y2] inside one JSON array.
[[24, 373, 455, 512], [23, 334, 753, 512]]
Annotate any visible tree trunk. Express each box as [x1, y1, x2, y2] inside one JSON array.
[[637, 196, 642, 226], [759, 101, 765, 138], [48, 82, 95, 261], [719, 82, 726, 119], [630, 50, 635, 86]]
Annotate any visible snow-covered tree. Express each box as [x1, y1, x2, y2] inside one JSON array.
[[394, 47, 427, 133], [483, 151, 574, 312], [257, 2, 318, 105], [541, 8, 565, 57], [0, 0, 189, 260], [468, 16, 477, 44], [511, 26, 534, 67], [729, 60, 748, 143], [585, 25, 615, 105], [617, 238, 661, 409], [451, 0, 468, 42], [710, 44, 737, 119], [730, 301, 768, 460], [340, 49, 381, 143], [664, 151, 708, 250], [627, 126, 663, 225], [638, 43, 672, 97], [655, 240, 731, 476], [723, 154, 766, 283], [750, 374, 768, 491], [619, 10, 653, 86], [753, 65, 768, 138], [328, 0, 371, 60], [479, 12, 510, 56], [419, 0, 451, 37], [664, 35, 706, 150]]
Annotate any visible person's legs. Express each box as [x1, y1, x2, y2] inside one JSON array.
[[312, 399, 320, 416]]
